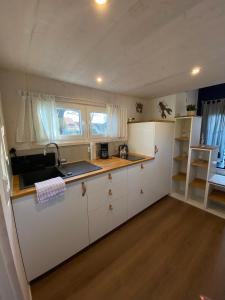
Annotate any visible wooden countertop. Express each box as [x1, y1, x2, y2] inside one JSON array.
[[11, 155, 154, 200]]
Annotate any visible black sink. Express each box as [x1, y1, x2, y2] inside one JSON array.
[[19, 161, 102, 189], [19, 167, 65, 189]]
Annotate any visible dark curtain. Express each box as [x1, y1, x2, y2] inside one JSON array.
[[201, 99, 225, 167]]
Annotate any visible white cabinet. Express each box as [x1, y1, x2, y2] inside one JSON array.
[[13, 160, 162, 280], [13, 180, 89, 281], [153, 123, 174, 200], [87, 168, 127, 243], [128, 121, 174, 205], [127, 160, 154, 219]]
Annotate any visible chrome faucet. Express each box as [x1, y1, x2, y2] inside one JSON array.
[[43, 143, 61, 167]]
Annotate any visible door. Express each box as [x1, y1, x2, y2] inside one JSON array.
[[13, 181, 89, 281]]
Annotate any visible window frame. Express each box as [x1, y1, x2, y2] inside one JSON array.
[[55, 102, 87, 142], [86, 106, 108, 140]]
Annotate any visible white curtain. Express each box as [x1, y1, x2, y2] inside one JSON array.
[[16, 92, 59, 143], [106, 104, 127, 139]]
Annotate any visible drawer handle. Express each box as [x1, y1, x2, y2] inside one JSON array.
[[109, 204, 113, 210], [140, 189, 144, 194], [82, 182, 86, 197], [109, 189, 112, 196], [108, 173, 112, 180], [141, 164, 144, 169]]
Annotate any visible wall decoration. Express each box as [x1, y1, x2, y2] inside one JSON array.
[[136, 102, 143, 113], [158, 101, 173, 119]]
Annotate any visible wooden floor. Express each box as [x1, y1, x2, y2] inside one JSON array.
[[31, 197, 225, 300]]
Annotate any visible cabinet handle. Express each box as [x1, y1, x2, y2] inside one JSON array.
[[109, 204, 113, 210], [141, 164, 144, 169], [108, 173, 112, 180], [108, 189, 112, 196], [140, 189, 144, 194], [82, 182, 86, 197]]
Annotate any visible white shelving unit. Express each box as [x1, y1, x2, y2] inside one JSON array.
[[171, 116, 202, 200], [186, 146, 218, 209], [170, 116, 225, 219]]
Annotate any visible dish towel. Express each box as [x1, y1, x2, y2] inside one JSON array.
[[35, 177, 66, 204]]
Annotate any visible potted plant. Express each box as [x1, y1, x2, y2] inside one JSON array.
[[186, 104, 196, 116]]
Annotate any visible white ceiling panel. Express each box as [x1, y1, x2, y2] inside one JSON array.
[[0, 0, 225, 97]]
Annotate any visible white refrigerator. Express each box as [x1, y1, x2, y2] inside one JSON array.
[[128, 121, 174, 200]]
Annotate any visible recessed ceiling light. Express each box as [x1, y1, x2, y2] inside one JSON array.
[[95, 0, 107, 5], [191, 67, 201, 76], [96, 77, 103, 83]]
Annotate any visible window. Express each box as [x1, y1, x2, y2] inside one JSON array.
[[88, 107, 108, 138], [57, 108, 82, 136], [56, 103, 86, 140]]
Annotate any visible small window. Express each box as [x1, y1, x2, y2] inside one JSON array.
[[57, 108, 82, 136], [89, 110, 108, 137], [56, 103, 86, 140]]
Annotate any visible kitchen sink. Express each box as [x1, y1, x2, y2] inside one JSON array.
[[19, 167, 65, 189], [113, 154, 145, 161], [19, 161, 102, 189]]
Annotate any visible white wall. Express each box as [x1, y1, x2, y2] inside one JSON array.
[[143, 91, 198, 121], [0, 96, 31, 300], [0, 69, 147, 160]]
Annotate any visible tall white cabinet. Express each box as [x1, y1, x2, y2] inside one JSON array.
[[128, 121, 175, 201]]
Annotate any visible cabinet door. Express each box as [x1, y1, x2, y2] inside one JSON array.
[[127, 161, 155, 218], [89, 196, 127, 243], [127, 163, 144, 218], [88, 203, 112, 243], [109, 196, 127, 230], [86, 173, 108, 212], [108, 168, 127, 201], [153, 123, 174, 200], [87, 169, 128, 243], [13, 181, 89, 281], [141, 160, 155, 207]]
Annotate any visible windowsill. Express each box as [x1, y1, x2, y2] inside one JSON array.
[[14, 137, 127, 151]]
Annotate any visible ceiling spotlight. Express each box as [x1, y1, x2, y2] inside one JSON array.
[[191, 67, 201, 76], [95, 0, 107, 5], [96, 77, 103, 83]]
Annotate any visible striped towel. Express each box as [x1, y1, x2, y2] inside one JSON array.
[[35, 177, 66, 204]]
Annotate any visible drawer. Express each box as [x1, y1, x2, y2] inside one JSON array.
[[86, 173, 108, 212], [87, 168, 128, 212], [107, 168, 127, 189], [89, 196, 127, 243], [88, 203, 112, 243], [107, 184, 127, 201]]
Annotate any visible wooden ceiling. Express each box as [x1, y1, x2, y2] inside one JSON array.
[[0, 0, 225, 97]]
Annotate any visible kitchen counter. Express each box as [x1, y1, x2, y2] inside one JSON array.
[[11, 155, 154, 200]]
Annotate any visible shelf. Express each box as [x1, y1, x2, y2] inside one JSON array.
[[191, 159, 208, 169], [189, 178, 206, 190], [174, 155, 188, 162], [208, 190, 225, 205], [191, 145, 218, 151], [173, 173, 186, 182], [175, 137, 189, 142]]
